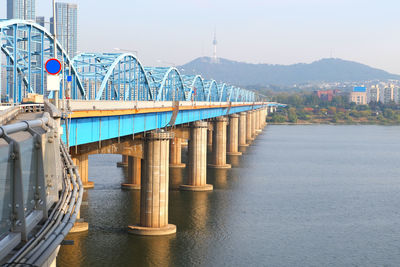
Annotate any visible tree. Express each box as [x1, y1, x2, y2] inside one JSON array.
[[287, 108, 298, 123]]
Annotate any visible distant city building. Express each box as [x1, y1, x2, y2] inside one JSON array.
[[349, 86, 367, 105], [35, 16, 45, 27], [382, 84, 394, 103], [394, 87, 400, 104], [51, 2, 78, 58], [5, 0, 36, 99], [7, 0, 36, 20], [314, 89, 340, 101], [367, 85, 380, 103]]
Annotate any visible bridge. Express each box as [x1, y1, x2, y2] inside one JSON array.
[[0, 19, 284, 266]]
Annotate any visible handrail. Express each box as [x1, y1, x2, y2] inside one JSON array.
[[0, 112, 82, 266]]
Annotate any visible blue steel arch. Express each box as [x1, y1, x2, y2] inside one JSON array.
[[145, 67, 185, 101], [72, 53, 153, 101], [219, 83, 230, 102], [0, 19, 86, 103], [203, 80, 219, 102], [182, 75, 207, 101]]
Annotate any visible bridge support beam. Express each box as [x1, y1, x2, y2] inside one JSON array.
[[121, 156, 141, 190], [170, 137, 186, 168], [208, 117, 231, 169], [246, 111, 254, 143], [117, 155, 128, 167], [180, 121, 213, 191], [227, 114, 242, 156], [239, 112, 249, 147], [129, 131, 176, 236], [72, 154, 94, 189]]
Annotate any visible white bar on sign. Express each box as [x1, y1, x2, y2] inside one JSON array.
[[47, 75, 60, 91]]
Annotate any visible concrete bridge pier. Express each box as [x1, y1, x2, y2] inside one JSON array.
[[208, 117, 231, 169], [69, 209, 89, 233], [207, 125, 213, 150], [121, 156, 142, 190], [227, 114, 242, 156], [170, 137, 186, 168], [255, 109, 262, 134], [239, 112, 249, 148], [251, 110, 257, 139], [117, 155, 129, 167], [72, 154, 94, 189], [246, 111, 254, 144], [180, 121, 213, 191], [129, 131, 176, 236], [262, 108, 268, 127]]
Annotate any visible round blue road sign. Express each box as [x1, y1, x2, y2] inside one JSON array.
[[45, 58, 62, 75]]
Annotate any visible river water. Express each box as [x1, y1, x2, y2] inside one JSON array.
[[58, 125, 400, 267]]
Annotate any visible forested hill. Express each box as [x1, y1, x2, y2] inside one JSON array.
[[179, 57, 400, 87]]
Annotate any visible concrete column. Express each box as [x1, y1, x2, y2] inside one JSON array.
[[261, 108, 267, 128], [169, 137, 186, 168], [180, 121, 213, 191], [117, 155, 128, 167], [227, 114, 242, 156], [121, 156, 141, 190], [255, 109, 261, 134], [72, 154, 94, 189], [207, 128, 213, 148], [239, 112, 249, 147], [246, 111, 254, 143], [251, 110, 257, 139], [129, 131, 176, 236], [208, 117, 231, 169]]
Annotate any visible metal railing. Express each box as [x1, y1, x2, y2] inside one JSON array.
[[0, 103, 82, 266]]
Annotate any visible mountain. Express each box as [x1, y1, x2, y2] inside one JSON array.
[[179, 57, 400, 87]]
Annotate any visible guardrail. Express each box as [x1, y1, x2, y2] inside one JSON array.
[[0, 104, 82, 266], [0, 104, 45, 125]]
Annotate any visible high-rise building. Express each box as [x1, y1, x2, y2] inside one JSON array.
[[382, 84, 394, 103], [35, 16, 45, 27], [349, 86, 367, 105], [5, 0, 36, 100], [7, 0, 36, 20], [367, 85, 380, 103], [51, 2, 78, 58], [394, 87, 400, 104]]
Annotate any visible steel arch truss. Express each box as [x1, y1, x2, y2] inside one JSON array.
[[72, 53, 152, 101], [0, 19, 85, 103], [182, 75, 207, 101], [145, 67, 185, 101], [202, 80, 218, 102]]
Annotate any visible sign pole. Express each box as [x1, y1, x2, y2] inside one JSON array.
[[52, 0, 59, 108]]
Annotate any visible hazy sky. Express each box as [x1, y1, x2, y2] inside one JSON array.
[[2, 0, 400, 73]]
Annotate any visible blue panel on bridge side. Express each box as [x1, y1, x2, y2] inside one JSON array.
[[62, 105, 265, 147]]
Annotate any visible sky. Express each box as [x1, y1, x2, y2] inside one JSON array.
[[2, 0, 400, 74]]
